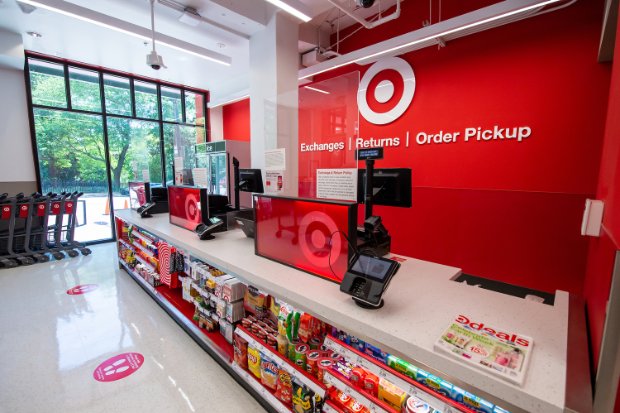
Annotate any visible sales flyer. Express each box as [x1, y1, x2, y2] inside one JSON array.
[[434, 315, 533, 386]]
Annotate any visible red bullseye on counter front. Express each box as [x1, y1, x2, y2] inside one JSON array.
[[67, 284, 98, 295], [93, 352, 144, 382]]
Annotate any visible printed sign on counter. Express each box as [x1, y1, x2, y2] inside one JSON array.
[[265, 171, 284, 194], [316, 169, 358, 201]]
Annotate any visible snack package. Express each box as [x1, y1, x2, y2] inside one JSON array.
[[248, 345, 262, 379], [260, 353, 278, 390], [364, 343, 389, 364], [278, 304, 293, 336], [363, 372, 379, 397], [292, 379, 314, 413], [269, 296, 281, 324], [233, 334, 248, 370], [244, 286, 267, 318], [275, 369, 293, 404], [298, 313, 314, 343], [378, 378, 407, 410]]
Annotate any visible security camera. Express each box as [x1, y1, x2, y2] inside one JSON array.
[[356, 0, 375, 8], [146, 50, 166, 70]]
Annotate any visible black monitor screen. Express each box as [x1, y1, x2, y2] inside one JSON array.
[[128, 182, 151, 210], [351, 255, 392, 282], [357, 168, 412, 208], [239, 169, 265, 193]]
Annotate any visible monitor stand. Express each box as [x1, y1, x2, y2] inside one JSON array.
[[356, 227, 391, 257]]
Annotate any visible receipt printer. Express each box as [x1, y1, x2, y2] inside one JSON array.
[[340, 253, 400, 309]]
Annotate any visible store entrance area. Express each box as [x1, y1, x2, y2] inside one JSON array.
[[0, 243, 266, 413]]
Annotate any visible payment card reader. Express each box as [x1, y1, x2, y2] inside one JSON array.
[[137, 202, 156, 218], [340, 253, 400, 309], [195, 216, 224, 240]]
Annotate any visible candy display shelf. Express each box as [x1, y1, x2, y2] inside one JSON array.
[[323, 370, 396, 413], [323, 336, 479, 413], [114, 210, 592, 413], [235, 325, 328, 398], [232, 363, 293, 413]]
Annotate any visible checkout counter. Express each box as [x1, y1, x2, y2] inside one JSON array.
[[114, 208, 592, 413]]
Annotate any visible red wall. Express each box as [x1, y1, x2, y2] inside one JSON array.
[[299, 0, 611, 295], [584, 9, 620, 373], [223, 98, 251, 141]]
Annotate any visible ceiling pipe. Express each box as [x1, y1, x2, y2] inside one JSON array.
[[325, 0, 401, 29]]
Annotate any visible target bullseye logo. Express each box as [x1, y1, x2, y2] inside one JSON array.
[[184, 194, 201, 223], [357, 57, 416, 125], [298, 211, 341, 268]]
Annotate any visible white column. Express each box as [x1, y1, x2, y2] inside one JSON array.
[[249, 12, 299, 196]]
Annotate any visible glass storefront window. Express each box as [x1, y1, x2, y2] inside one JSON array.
[[29, 60, 67, 108], [161, 86, 182, 123], [135, 80, 159, 120], [69, 67, 102, 112], [104, 74, 132, 116]]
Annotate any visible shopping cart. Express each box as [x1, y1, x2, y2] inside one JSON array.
[[11, 193, 49, 263], [46, 193, 78, 259], [23, 193, 51, 263], [0, 193, 35, 268], [63, 192, 91, 256]]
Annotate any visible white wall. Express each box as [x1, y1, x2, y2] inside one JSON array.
[[0, 66, 36, 183], [210, 105, 224, 141]]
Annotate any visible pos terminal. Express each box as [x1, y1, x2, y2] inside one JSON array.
[[340, 253, 400, 309]]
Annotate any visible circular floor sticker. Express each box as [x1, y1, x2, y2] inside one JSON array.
[[93, 352, 144, 382], [66, 284, 98, 295]]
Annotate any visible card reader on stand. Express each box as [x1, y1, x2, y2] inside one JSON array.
[[340, 253, 400, 309], [356, 148, 391, 257]]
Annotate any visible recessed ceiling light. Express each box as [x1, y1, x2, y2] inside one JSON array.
[[27, 31, 42, 38]]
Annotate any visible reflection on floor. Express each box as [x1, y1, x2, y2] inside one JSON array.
[[0, 242, 266, 413]]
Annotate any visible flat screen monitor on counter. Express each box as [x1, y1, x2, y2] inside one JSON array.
[[253, 195, 357, 283], [168, 185, 209, 231], [128, 181, 151, 209]]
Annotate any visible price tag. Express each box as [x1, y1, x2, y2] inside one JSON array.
[[378, 369, 388, 379], [343, 386, 351, 396], [408, 385, 419, 396]]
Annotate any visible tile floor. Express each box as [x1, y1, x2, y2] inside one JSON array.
[[0, 242, 266, 413]]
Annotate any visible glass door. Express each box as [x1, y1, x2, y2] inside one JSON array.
[[32, 108, 114, 243]]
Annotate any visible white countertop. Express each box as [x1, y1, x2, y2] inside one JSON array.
[[115, 209, 570, 413]]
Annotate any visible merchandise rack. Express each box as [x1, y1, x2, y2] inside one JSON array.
[[323, 370, 397, 413], [323, 335, 479, 413], [114, 210, 591, 413], [232, 362, 292, 413], [235, 325, 328, 398]]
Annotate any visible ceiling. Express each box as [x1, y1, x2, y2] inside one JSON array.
[[0, 0, 397, 101]]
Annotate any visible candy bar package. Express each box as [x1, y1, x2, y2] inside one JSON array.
[[244, 286, 267, 318]]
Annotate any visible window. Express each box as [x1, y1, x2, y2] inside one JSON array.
[[135, 80, 159, 120], [161, 86, 183, 122], [26, 56, 208, 244], [29, 60, 67, 108], [69, 67, 101, 112], [104, 74, 132, 116]]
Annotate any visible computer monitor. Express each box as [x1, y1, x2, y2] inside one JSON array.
[[357, 168, 412, 208], [238, 169, 265, 193], [168, 186, 209, 230], [128, 182, 151, 209]]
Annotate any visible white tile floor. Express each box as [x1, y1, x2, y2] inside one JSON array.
[[0, 243, 266, 413]]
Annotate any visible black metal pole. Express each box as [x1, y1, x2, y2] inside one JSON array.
[[364, 159, 374, 220], [233, 157, 240, 211]]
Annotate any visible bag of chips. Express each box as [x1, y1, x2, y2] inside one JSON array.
[[248, 345, 261, 379], [233, 334, 248, 370], [260, 353, 278, 390], [274, 369, 292, 404], [292, 379, 314, 413]]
